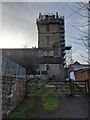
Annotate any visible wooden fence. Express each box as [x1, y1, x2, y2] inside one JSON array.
[[28, 78, 90, 95], [48, 79, 90, 95]]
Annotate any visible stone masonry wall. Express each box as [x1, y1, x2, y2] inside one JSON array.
[[2, 76, 26, 118]]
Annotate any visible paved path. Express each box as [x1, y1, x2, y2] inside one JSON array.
[[37, 95, 88, 118]]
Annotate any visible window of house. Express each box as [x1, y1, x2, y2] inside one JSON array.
[[44, 51, 47, 56], [47, 51, 49, 56], [44, 51, 51, 56], [42, 71, 47, 75], [38, 50, 43, 57], [49, 51, 53, 56], [36, 71, 40, 75]]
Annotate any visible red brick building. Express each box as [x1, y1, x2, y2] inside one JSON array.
[[68, 61, 90, 81]]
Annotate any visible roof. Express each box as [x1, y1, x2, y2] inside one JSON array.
[[72, 61, 90, 71], [2, 49, 62, 69]]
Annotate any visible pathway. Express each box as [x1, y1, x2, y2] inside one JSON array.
[[37, 95, 88, 118]]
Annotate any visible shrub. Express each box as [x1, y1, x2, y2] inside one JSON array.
[[42, 90, 60, 111], [28, 81, 44, 97], [10, 97, 36, 118], [29, 83, 39, 96]]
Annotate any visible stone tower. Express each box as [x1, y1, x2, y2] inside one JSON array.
[[36, 12, 65, 49], [36, 12, 65, 80]]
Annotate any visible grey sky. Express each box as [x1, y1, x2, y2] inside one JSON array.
[[1, 0, 89, 2], [1, 2, 88, 63]]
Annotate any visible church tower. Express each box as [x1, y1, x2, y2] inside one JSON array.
[[36, 12, 65, 49], [36, 12, 65, 80]]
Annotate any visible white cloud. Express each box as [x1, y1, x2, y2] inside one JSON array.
[[1, 29, 25, 48]]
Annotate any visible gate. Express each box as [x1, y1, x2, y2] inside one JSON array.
[[27, 79, 89, 95], [47, 79, 89, 95]]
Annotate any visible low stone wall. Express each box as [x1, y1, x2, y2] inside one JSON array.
[[2, 76, 26, 118]]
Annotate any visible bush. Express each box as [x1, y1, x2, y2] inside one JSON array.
[[28, 81, 44, 97], [10, 97, 36, 118], [29, 83, 39, 96], [42, 90, 60, 111]]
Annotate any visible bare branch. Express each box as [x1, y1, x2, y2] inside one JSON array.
[[66, 2, 89, 18], [67, 21, 88, 35], [80, 54, 90, 64], [66, 1, 90, 64]]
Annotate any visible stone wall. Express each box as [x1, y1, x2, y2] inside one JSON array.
[[38, 64, 64, 80], [88, 2, 90, 63], [2, 76, 26, 118], [0, 49, 2, 120]]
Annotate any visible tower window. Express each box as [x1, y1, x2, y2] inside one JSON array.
[[46, 64, 49, 71], [46, 25, 49, 32], [46, 36, 50, 47]]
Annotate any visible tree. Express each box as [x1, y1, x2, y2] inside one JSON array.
[[66, 1, 90, 93], [66, 1, 90, 64]]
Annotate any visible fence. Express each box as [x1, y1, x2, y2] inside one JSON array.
[[2, 57, 26, 78], [27, 78, 90, 95], [48, 79, 90, 95]]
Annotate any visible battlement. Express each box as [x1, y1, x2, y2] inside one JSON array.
[[36, 12, 64, 24]]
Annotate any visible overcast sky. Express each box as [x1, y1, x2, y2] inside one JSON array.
[[1, 2, 88, 64]]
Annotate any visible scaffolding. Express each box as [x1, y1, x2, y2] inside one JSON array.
[[65, 45, 73, 66]]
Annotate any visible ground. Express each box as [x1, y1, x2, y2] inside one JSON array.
[[9, 94, 88, 119], [9, 80, 89, 119], [37, 95, 88, 118]]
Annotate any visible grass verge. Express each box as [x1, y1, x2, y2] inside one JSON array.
[[9, 96, 36, 118], [42, 90, 60, 111]]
